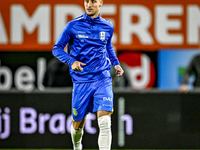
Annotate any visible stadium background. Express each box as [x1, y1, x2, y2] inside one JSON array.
[[0, 0, 200, 149]]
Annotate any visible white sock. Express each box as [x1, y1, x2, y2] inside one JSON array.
[[98, 115, 112, 150], [71, 124, 83, 150]]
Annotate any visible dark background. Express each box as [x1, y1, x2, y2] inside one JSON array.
[[0, 89, 200, 149]]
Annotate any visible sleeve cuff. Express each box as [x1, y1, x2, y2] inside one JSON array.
[[69, 57, 77, 66], [113, 61, 120, 67]]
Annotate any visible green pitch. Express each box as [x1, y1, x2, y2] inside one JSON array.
[[0, 149, 135, 150], [0, 149, 198, 150]]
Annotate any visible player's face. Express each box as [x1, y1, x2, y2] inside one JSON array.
[[84, 0, 103, 18]]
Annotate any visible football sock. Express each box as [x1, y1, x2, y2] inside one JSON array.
[[98, 115, 112, 150], [71, 124, 83, 150]]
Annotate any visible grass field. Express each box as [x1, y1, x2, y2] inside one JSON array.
[[0, 149, 138, 150], [0, 149, 198, 150]]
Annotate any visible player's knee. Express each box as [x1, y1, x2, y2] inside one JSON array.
[[73, 120, 85, 130], [98, 115, 111, 132], [73, 125, 82, 130]]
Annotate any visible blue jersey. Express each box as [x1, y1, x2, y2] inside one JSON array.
[[52, 13, 120, 83]]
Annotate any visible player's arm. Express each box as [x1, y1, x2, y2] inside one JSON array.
[[106, 27, 124, 77], [179, 57, 195, 92], [52, 23, 77, 66]]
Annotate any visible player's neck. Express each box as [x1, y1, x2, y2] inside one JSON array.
[[91, 14, 99, 18], [89, 11, 100, 18]]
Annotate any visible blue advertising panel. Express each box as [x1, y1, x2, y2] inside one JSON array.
[[158, 49, 200, 90]]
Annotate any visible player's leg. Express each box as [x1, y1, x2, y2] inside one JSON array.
[[93, 77, 114, 150], [71, 117, 86, 150], [97, 111, 112, 150], [72, 117, 86, 130], [71, 81, 95, 150]]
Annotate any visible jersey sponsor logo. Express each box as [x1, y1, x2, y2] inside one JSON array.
[[73, 108, 77, 116], [103, 104, 112, 107], [103, 97, 113, 102], [76, 35, 88, 38], [78, 31, 86, 33], [100, 32, 105, 41]]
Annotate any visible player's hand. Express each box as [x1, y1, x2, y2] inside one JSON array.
[[179, 84, 189, 93], [71, 61, 86, 71], [115, 65, 124, 77]]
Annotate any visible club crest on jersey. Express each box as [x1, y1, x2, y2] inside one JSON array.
[[100, 32, 105, 41]]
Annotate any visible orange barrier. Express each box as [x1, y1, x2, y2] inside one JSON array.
[[0, 0, 200, 51]]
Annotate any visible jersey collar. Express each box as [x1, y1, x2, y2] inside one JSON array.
[[83, 13, 101, 23]]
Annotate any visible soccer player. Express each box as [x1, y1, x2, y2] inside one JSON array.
[[52, 0, 124, 149], [180, 54, 200, 93]]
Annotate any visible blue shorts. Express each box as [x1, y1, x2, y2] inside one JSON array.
[[71, 77, 113, 121]]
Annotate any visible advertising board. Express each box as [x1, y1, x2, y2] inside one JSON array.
[[0, 91, 200, 149], [0, 0, 200, 51]]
